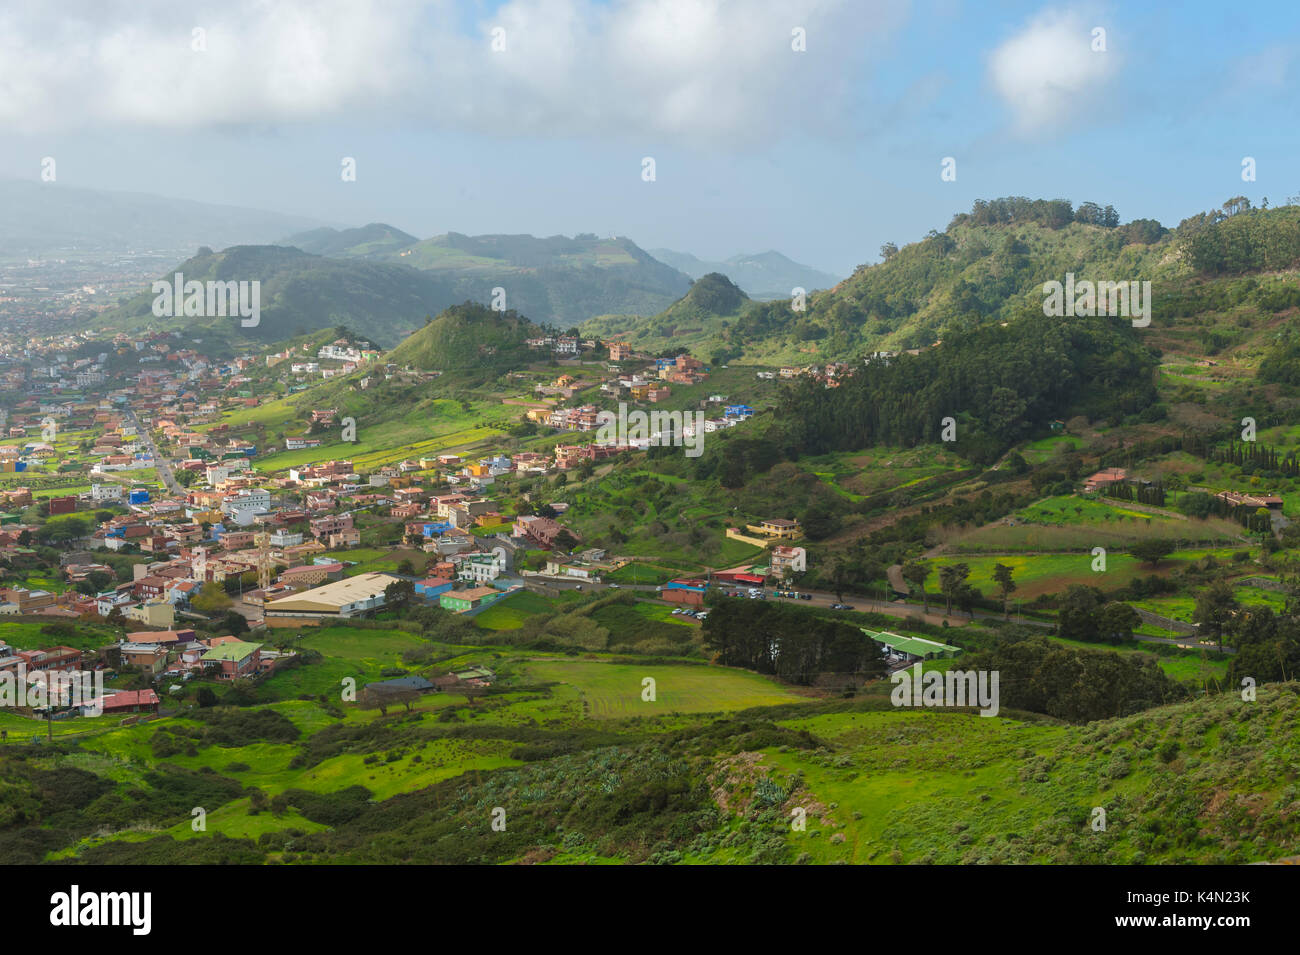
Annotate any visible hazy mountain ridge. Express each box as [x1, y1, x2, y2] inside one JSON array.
[[649, 247, 841, 299], [0, 180, 330, 256]]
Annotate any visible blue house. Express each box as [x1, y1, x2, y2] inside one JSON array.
[[415, 576, 454, 600]]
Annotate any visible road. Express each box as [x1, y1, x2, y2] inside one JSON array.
[[126, 408, 182, 496]]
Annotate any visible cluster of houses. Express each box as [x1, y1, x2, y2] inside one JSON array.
[[266, 338, 381, 378], [754, 363, 853, 387], [0, 626, 290, 720], [525, 335, 588, 356], [654, 551, 808, 609]]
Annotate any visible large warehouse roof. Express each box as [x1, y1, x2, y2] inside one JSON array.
[[265, 572, 404, 613]]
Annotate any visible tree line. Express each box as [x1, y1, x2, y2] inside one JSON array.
[[701, 600, 888, 685], [961, 630, 1187, 722]]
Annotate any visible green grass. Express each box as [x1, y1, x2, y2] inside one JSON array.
[[929, 548, 1244, 599], [298, 625, 426, 662], [524, 660, 806, 719], [944, 494, 1245, 553], [473, 590, 555, 630]]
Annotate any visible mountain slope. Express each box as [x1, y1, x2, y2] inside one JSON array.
[[580, 272, 749, 360], [83, 245, 468, 347]]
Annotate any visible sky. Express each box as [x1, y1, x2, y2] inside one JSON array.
[[1, 0, 1298, 276]]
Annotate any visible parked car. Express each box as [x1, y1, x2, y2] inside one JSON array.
[[798, 593, 812, 600]]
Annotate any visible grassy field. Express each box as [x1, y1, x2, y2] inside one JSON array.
[[940, 494, 1245, 553], [524, 659, 807, 718], [760, 682, 1300, 864], [298, 625, 426, 661], [473, 590, 555, 630], [928, 548, 1243, 599]]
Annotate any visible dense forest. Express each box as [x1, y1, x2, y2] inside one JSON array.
[[701, 601, 888, 684], [774, 313, 1161, 464], [1180, 202, 1300, 275]]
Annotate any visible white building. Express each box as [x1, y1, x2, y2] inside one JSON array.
[[456, 552, 506, 584], [91, 483, 125, 502]]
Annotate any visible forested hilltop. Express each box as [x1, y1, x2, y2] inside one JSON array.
[[585, 195, 1300, 365]]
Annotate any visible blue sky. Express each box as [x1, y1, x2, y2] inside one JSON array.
[[2, 0, 1298, 275]]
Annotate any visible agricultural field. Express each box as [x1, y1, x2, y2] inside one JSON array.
[[249, 398, 505, 473], [938, 494, 1245, 554], [801, 447, 970, 502], [927, 548, 1243, 599], [523, 660, 809, 718]]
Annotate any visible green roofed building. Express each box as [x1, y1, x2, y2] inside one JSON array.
[[200, 640, 262, 681], [440, 586, 507, 613], [862, 629, 961, 663]]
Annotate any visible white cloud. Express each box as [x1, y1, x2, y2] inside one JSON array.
[[0, 0, 906, 145], [987, 7, 1118, 132]]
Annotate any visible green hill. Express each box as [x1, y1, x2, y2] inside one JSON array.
[[385, 302, 538, 380], [580, 272, 751, 361], [84, 245, 468, 347]]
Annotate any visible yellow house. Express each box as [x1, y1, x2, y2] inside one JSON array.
[[126, 600, 176, 628], [744, 518, 803, 540]]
